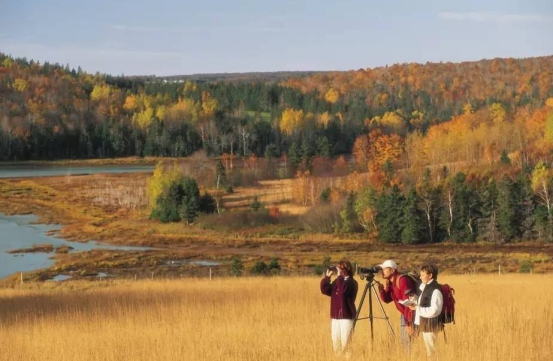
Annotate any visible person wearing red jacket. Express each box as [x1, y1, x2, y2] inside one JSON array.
[[377, 259, 417, 349], [320, 260, 359, 359]]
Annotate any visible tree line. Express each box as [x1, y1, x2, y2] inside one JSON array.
[[1, 53, 552, 162]]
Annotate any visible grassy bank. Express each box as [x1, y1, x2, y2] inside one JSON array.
[[0, 274, 550, 361]]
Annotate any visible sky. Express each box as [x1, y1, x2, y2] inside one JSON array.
[[1, 0, 552, 76]]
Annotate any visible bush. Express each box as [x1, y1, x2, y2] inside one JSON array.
[[519, 260, 533, 273], [199, 193, 217, 214], [313, 256, 332, 275], [250, 257, 281, 276], [300, 201, 344, 233], [231, 256, 244, 277], [251, 196, 263, 211], [250, 261, 269, 275], [150, 177, 200, 224]]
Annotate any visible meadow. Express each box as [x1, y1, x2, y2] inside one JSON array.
[[0, 274, 551, 361]]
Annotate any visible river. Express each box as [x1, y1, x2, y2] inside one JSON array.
[[0, 164, 155, 179], [0, 214, 150, 279]]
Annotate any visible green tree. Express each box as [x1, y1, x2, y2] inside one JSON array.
[[178, 177, 200, 224], [497, 175, 517, 241], [401, 188, 425, 244], [231, 256, 244, 277], [268, 257, 281, 275], [251, 196, 263, 211], [316, 136, 331, 157], [375, 185, 405, 243]]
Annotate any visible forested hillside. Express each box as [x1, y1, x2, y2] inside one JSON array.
[[3, 53, 553, 244], [1, 53, 552, 162]]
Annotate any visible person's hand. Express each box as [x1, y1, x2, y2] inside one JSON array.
[[325, 269, 333, 277], [375, 280, 385, 292], [408, 305, 417, 311], [405, 325, 414, 336]]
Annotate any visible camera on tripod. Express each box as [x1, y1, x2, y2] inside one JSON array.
[[357, 265, 382, 280]]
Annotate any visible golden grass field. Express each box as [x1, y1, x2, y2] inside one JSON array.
[[0, 274, 551, 361]]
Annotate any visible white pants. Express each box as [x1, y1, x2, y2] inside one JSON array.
[[422, 332, 437, 357], [331, 319, 354, 357]]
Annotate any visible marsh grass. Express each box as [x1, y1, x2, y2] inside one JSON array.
[[0, 274, 551, 361]]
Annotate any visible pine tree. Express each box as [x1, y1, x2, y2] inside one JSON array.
[[401, 188, 425, 244], [497, 175, 517, 241], [178, 177, 200, 224], [375, 185, 405, 243]]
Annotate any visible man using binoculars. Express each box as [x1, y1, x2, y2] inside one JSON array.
[[320, 260, 358, 359]]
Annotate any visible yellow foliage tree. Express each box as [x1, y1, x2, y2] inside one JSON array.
[[279, 108, 305, 135], [13, 78, 28, 92], [318, 111, 332, 128], [90, 85, 111, 101], [490, 103, 506, 124], [146, 162, 183, 209], [324, 88, 340, 104], [123, 94, 138, 111], [201, 92, 218, 119], [133, 107, 154, 130], [379, 111, 407, 134], [531, 162, 553, 219]]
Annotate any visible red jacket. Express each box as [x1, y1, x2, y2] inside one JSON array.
[[378, 273, 416, 326], [320, 275, 359, 319]]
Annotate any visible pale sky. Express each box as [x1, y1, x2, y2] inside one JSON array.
[[1, 0, 552, 76]]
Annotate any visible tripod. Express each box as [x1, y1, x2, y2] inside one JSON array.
[[352, 273, 396, 343]]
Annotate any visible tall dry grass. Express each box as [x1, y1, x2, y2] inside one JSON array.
[[0, 274, 551, 361]]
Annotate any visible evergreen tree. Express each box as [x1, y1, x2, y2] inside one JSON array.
[[479, 178, 499, 242], [401, 188, 425, 244], [375, 185, 405, 243], [316, 136, 331, 157], [497, 175, 517, 241], [178, 177, 200, 224], [500, 150, 511, 165], [231, 256, 244, 277]]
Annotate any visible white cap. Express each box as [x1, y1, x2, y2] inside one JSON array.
[[379, 260, 398, 269]]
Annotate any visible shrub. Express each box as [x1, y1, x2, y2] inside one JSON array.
[[300, 201, 344, 233], [313, 256, 332, 275], [231, 256, 244, 277], [199, 193, 217, 214], [150, 177, 200, 224], [250, 261, 268, 275], [268, 257, 281, 275], [251, 196, 263, 211], [519, 260, 533, 273]]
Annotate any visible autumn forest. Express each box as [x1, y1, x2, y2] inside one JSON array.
[[2, 53, 553, 245]]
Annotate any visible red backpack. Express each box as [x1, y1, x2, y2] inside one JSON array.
[[440, 284, 456, 324]]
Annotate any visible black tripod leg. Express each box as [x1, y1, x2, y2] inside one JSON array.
[[371, 283, 397, 340], [353, 281, 370, 331]]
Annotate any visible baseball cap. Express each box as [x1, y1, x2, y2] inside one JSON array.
[[379, 260, 398, 269]]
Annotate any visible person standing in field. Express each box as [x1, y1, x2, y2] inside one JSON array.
[[377, 259, 417, 348], [320, 260, 358, 359], [410, 264, 443, 358]]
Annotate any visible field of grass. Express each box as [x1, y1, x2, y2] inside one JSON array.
[[0, 274, 550, 361]]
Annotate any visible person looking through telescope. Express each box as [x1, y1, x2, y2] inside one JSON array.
[[377, 260, 417, 349]]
